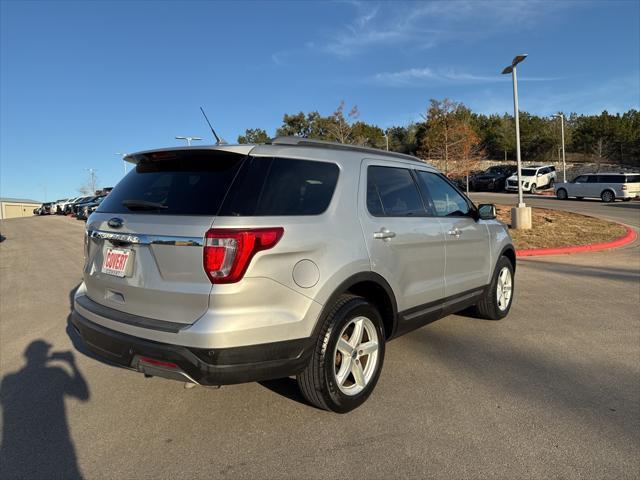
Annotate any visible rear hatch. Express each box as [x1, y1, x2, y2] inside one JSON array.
[[83, 147, 252, 325]]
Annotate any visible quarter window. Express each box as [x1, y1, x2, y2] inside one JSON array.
[[221, 157, 339, 216], [366, 166, 425, 217], [415, 171, 471, 217]]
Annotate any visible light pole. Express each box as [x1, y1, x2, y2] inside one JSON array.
[[85, 168, 98, 194], [552, 113, 566, 182], [502, 53, 531, 230], [115, 152, 128, 175], [175, 136, 202, 146]]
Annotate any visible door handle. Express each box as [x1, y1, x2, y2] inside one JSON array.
[[373, 228, 396, 240], [447, 228, 461, 238]]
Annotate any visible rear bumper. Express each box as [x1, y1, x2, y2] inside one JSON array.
[[71, 309, 313, 386]]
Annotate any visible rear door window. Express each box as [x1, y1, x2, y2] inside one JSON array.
[[220, 157, 339, 216], [626, 175, 640, 183], [366, 166, 426, 217]]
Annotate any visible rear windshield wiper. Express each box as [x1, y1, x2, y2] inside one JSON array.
[[122, 199, 168, 210]]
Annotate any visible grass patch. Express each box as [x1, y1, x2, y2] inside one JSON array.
[[496, 205, 627, 250]]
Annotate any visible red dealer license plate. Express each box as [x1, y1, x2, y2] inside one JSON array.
[[102, 248, 134, 277]]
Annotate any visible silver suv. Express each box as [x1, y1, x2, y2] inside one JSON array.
[[72, 137, 516, 412]]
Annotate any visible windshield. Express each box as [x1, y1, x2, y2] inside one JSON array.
[[520, 169, 537, 176]]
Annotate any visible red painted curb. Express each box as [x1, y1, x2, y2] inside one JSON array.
[[516, 225, 637, 257]]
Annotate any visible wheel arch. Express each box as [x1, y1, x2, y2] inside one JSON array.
[[499, 245, 517, 272], [601, 188, 616, 199], [312, 272, 398, 340]]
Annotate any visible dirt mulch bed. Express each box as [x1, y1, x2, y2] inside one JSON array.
[[496, 205, 627, 250]]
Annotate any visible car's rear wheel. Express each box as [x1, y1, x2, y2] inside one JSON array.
[[601, 190, 615, 203], [474, 256, 514, 320], [556, 188, 568, 200], [530, 184, 537, 194], [297, 294, 385, 413]]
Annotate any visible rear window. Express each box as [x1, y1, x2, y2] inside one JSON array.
[[220, 157, 339, 216], [597, 175, 625, 183], [97, 152, 243, 215]]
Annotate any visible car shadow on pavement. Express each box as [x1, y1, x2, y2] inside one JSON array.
[[403, 327, 639, 443], [258, 377, 313, 408], [603, 202, 640, 210], [0, 341, 90, 479], [522, 259, 639, 283]]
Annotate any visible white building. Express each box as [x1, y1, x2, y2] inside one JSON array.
[[0, 198, 42, 219]]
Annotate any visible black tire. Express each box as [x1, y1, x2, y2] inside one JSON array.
[[548, 178, 555, 189], [556, 188, 568, 200], [474, 256, 515, 320], [622, 198, 632, 202], [530, 183, 537, 194], [297, 294, 385, 413], [601, 190, 615, 203]]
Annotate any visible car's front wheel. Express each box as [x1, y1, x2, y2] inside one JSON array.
[[297, 294, 385, 413], [475, 256, 514, 320]]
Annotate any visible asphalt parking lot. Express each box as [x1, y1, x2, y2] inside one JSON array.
[[1, 213, 639, 479]]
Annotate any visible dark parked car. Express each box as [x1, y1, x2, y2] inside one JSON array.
[[76, 196, 105, 220], [64, 196, 92, 215], [471, 165, 517, 192], [72, 196, 100, 217], [37, 202, 53, 215]]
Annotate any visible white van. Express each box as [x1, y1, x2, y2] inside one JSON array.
[[555, 173, 640, 202]]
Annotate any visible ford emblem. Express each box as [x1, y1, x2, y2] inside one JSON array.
[[108, 217, 123, 229]]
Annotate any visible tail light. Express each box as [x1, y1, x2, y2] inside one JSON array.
[[203, 228, 284, 284], [622, 185, 627, 190]]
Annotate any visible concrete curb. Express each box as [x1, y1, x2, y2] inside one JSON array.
[[516, 225, 637, 257]]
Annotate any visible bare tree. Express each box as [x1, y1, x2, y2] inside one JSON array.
[[326, 101, 359, 144], [418, 99, 484, 176], [78, 169, 98, 195]]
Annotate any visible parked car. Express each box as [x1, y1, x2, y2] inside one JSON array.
[[71, 196, 98, 216], [76, 196, 105, 220], [505, 165, 557, 194], [49, 199, 66, 214], [37, 202, 53, 215], [63, 196, 91, 215], [471, 165, 517, 192], [449, 170, 483, 192], [61, 197, 82, 214], [555, 172, 640, 202], [71, 137, 516, 412]]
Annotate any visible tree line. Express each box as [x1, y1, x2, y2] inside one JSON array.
[[238, 99, 640, 175]]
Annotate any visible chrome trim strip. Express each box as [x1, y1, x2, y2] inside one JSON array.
[[88, 230, 204, 247]]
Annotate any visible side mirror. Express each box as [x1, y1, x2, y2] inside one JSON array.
[[537, 172, 543, 176], [478, 204, 497, 220]]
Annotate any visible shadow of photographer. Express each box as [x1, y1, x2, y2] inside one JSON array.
[[0, 340, 90, 479]]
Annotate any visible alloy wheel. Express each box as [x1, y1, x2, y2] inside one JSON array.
[[333, 316, 379, 396], [496, 267, 513, 312]]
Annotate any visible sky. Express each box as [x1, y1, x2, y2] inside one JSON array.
[[1, 0, 639, 202]]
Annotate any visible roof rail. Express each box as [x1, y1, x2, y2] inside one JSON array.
[[268, 136, 423, 163]]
